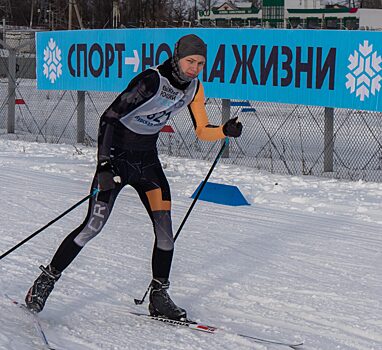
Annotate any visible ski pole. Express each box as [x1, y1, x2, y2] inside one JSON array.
[[174, 137, 229, 241], [0, 188, 99, 261], [134, 138, 229, 305]]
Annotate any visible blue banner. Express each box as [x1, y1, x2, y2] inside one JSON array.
[[36, 28, 382, 111]]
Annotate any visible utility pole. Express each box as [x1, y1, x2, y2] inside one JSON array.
[[68, 0, 72, 29], [2, 18, 5, 46], [68, 0, 83, 30], [113, 0, 121, 28], [29, 0, 34, 28], [68, 0, 85, 144]]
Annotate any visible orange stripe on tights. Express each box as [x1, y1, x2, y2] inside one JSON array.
[[146, 188, 171, 211]]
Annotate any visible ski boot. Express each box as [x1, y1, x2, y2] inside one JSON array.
[[25, 265, 61, 313], [149, 278, 187, 321]]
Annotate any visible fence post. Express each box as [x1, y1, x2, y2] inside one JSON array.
[[77, 91, 85, 143], [324, 107, 334, 172], [7, 48, 16, 133], [222, 99, 230, 158]]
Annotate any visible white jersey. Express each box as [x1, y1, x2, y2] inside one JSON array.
[[119, 68, 198, 135]]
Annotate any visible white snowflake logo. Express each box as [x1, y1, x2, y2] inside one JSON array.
[[43, 38, 63, 83], [345, 40, 382, 101]]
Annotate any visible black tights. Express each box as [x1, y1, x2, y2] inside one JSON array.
[[50, 149, 174, 280]]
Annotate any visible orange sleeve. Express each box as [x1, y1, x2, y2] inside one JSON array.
[[188, 82, 226, 141]]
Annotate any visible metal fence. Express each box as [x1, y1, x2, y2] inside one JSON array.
[[1, 40, 382, 182]]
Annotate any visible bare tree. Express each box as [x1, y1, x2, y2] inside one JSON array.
[[198, 0, 220, 11], [141, 0, 171, 25], [7, 0, 265, 29], [171, 0, 192, 23], [121, 0, 143, 27], [79, 0, 113, 28]]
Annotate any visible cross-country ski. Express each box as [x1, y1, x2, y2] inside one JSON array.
[[129, 311, 304, 348], [5, 294, 56, 350]]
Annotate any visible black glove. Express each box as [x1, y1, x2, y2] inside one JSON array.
[[223, 117, 243, 138], [97, 160, 121, 191]]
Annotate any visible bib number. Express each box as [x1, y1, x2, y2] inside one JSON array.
[[146, 110, 171, 124]]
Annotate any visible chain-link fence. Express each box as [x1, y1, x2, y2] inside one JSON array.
[[1, 38, 382, 182], [158, 99, 382, 182]]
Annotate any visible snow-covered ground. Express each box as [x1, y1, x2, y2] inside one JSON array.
[[0, 138, 381, 350]]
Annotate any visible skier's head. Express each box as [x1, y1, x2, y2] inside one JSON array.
[[171, 34, 207, 83], [175, 34, 207, 60]]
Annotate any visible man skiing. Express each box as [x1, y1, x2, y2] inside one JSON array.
[[25, 34, 242, 320]]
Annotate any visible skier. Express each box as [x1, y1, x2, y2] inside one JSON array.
[[25, 34, 242, 320]]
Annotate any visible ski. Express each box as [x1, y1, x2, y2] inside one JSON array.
[[5, 294, 56, 350], [129, 311, 304, 348]]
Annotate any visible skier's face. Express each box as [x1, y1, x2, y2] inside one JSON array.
[[178, 55, 205, 79]]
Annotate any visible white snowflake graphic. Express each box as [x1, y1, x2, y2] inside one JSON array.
[[43, 38, 63, 83], [345, 40, 382, 101]]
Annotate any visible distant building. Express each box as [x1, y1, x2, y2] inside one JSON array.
[[197, 0, 382, 30]]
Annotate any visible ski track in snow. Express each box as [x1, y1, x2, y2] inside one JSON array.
[[0, 139, 381, 350]]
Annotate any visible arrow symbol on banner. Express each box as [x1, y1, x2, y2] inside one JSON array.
[[125, 50, 140, 72]]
